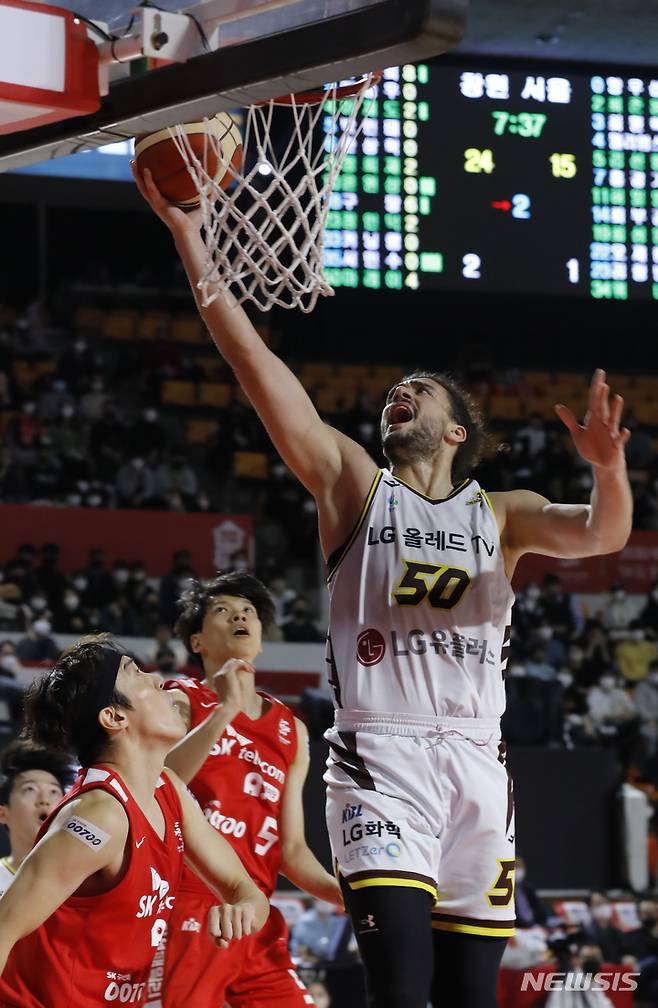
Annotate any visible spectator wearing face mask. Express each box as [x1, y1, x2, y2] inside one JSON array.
[[56, 336, 95, 392], [513, 856, 547, 929], [601, 583, 638, 642], [15, 618, 59, 663], [557, 668, 589, 748], [577, 620, 614, 689], [70, 570, 91, 607], [634, 661, 658, 757], [37, 377, 75, 423], [529, 619, 568, 669], [130, 407, 166, 457], [582, 893, 626, 963], [622, 899, 658, 960], [115, 455, 156, 509], [153, 454, 198, 509], [54, 589, 87, 635], [25, 590, 49, 625], [79, 374, 108, 420], [622, 901, 658, 1007], [525, 646, 557, 682], [0, 642, 22, 680], [49, 402, 89, 484], [587, 671, 644, 770], [541, 574, 582, 638], [616, 621, 657, 684]]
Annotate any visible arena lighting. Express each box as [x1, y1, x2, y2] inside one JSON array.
[[0, 0, 100, 136]]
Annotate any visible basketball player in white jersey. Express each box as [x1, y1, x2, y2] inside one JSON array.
[[135, 165, 633, 1008], [0, 740, 73, 897]]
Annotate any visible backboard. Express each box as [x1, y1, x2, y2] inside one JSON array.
[[0, 0, 467, 171]]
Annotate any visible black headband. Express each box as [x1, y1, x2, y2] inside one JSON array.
[[78, 647, 123, 727]]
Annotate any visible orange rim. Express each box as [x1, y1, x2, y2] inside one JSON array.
[[260, 71, 382, 107]]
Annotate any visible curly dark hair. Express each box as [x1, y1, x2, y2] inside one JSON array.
[[386, 370, 500, 483], [175, 572, 275, 665], [23, 634, 133, 768], [0, 738, 74, 805]]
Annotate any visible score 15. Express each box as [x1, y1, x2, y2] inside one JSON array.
[[549, 153, 576, 178]]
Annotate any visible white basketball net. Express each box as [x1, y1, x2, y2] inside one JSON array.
[[169, 74, 379, 313]]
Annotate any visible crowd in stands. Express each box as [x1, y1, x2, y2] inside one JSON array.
[[280, 875, 658, 1007], [504, 574, 658, 778], [1, 304, 658, 548], [500, 856, 658, 1007], [0, 544, 325, 676]]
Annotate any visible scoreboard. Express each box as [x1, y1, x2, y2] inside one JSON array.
[[322, 62, 658, 301]]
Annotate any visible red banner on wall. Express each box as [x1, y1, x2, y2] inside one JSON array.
[[513, 530, 658, 594], [0, 505, 252, 577]]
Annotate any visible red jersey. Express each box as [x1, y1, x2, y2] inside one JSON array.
[[0, 766, 184, 1008], [166, 679, 298, 898]]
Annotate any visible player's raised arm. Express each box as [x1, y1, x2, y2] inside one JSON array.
[[165, 769, 269, 946], [132, 164, 375, 509], [493, 369, 632, 573], [165, 661, 244, 784], [0, 791, 127, 972]]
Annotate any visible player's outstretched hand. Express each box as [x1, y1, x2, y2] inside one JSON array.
[[208, 899, 260, 949], [212, 659, 254, 714], [554, 368, 630, 471], [131, 161, 202, 234]]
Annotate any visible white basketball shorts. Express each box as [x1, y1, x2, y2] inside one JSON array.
[[325, 711, 516, 938]]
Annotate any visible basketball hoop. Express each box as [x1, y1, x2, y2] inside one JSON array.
[[169, 72, 381, 313]]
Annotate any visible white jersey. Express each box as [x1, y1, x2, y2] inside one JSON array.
[[326, 469, 514, 720], [0, 856, 15, 898]]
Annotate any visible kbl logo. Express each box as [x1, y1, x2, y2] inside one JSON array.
[[342, 803, 363, 823]]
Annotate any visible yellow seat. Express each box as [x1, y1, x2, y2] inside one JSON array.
[[171, 314, 205, 344], [32, 360, 55, 377], [488, 395, 523, 420], [197, 383, 232, 408], [634, 376, 658, 399], [633, 400, 658, 425], [103, 310, 138, 341], [135, 311, 170, 341], [233, 451, 268, 478], [161, 380, 196, 406], [186, 419, 219, 443]]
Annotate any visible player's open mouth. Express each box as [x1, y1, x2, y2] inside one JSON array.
[[233, 628, 249, 637], [38, 812, 48, 822], [386, 402, 414, 427]]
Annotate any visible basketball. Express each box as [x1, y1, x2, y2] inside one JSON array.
[[134, 113, 243, 209]]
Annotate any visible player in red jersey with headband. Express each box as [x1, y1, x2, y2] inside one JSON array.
[[156, 571, 342, 1008], [0, 634, 268, 1008]]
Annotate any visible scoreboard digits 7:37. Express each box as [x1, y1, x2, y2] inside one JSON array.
[[322, 62, 658, 300]]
